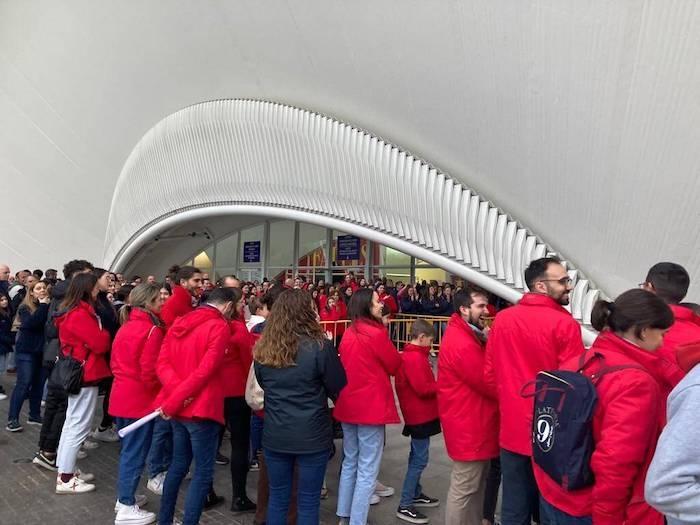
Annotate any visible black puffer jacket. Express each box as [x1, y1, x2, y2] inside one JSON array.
[[254, 337, 346, 455]]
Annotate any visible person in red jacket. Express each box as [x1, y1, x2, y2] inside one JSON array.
[[156, 287, 237, 525], [320, 293, 348, 344], [334, 288, 402, 525], [160, 265, 202, 330], [438, 289, 499, 525], [395, 319, 441, 524], [54, 273, 112, 494], [534, 289, 674, 524], [641, 262, 700, 393], [484, 257, 584, 524], [109, 283, 165, 525], [219, 286, 257, 513], [376, 283, 398, 317]]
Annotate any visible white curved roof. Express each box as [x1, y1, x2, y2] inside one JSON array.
[[1, 2, 699, 299]]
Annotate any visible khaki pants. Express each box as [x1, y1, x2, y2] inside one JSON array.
[[445, 459, 489, 525]]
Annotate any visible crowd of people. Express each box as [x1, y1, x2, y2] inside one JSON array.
[[0, 258, 699, 525]]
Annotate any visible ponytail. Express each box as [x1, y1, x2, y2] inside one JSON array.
[[118, 304, 133, 326]]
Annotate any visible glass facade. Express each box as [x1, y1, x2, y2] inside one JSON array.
[[182, 219, 455, 285]]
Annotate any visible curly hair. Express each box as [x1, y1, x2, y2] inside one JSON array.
[[254, 289, 324, 368]]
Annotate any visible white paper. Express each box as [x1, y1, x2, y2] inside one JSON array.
[[117, 410, 161, 438]]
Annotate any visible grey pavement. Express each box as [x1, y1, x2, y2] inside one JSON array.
[[0, 373, 452, 525]]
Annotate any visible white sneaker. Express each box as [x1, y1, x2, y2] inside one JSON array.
[[146, 471, 166, 496], [75, 468, 95, 482], [82, 439, 100, 450], [77, 449, 88, 460], [92, 426, 120, 442], [0, 393, 8, 401], [56, 475, 95, 494], [115, 494, 148, 512], [370, 492, 381, 505], [114, 504, 156, 525], [375, 480, 395, 497]]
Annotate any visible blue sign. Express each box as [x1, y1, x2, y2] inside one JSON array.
[[243, 241, 261, 263], [337, 235, 360, 261]]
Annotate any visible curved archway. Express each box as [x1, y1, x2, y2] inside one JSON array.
[[105, 99, 601, 339]]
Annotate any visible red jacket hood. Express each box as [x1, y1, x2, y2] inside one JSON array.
[[169, 306, 226, 339], [518, 292, 571, 314], [676, 340, 700, 372], [593, 331, 670, 384], [54, 301, 97, 329]]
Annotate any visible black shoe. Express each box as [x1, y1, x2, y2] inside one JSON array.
[[5, 420, 23, 432], [215, 452, 229, 465], [230, 496, 257, 513], [203, 491, 225, 511], [412, 493, 440, 508], [27, 416, 43, 426], [396, 506, 429, 524]]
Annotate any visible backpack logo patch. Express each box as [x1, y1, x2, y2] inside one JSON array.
[[535, 406, 558, 452]]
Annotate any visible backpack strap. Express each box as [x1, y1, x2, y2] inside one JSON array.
[[590, 363, 647, 383], [577, 349, 604, 372]]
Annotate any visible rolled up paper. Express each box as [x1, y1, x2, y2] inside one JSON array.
[[117, 409, 162, 438]]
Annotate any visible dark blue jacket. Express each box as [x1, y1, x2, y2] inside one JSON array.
[[400, 296, 422, 314], [255, 337, 346, 454], [420, 295, 448, 316], [15, 303, 49, 355], [0, 314, 14, 355]]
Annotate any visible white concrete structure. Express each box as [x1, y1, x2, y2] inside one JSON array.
[[2, 2, 699, 315]]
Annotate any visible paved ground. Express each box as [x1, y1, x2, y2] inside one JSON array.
[[0, 373, 454, 525]]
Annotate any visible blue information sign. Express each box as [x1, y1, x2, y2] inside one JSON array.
[[337, 235, 360, 261], [243, 241, 261, 263]]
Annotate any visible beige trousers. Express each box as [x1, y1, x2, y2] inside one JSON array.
[[445, 459, 490, 525]]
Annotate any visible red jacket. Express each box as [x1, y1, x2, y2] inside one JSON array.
[[438, 314, 499, 461], [378, 293, 398, 316], [221, 318, 254, 398], [156, 306, 229, 424], [333, 319, 402, 425], [655, 304, 700, 390], [56, 301, 111, 385], [320, 304, 348, 339], [109, 308, 164, 418], [395, 343, 438, 425], [484, 293, 584, 455], [161, 285, 195, 330], [534, 332, 666, 525]]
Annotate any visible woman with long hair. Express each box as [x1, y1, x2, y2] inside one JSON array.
[[109, 283, 165, 525], [334, 288, 403, 525], [6, 280, 51, 431], [54, 273, 111, 494], [91, 268, 120, 443], [254, 289, 346, 524], [534, 289, 675, 524], [0, 295, 14, 400]]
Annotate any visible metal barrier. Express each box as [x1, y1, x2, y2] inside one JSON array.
[[321, 313, 454, 353]]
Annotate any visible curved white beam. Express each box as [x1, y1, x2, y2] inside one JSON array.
[[104, 99, 601, 342]]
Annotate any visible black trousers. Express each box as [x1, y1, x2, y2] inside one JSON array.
[[100, 377, 114, 428], [38, 383, 68, 453], [222, 396, 252, 499], [483, 457, 502, 523]]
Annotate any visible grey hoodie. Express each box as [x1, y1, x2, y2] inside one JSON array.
[[645, 363, 700, 525]]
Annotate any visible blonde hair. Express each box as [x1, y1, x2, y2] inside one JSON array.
[[254, 289, 324, 368], [21, 281, 48, 314], [119, 283, 162, 325]]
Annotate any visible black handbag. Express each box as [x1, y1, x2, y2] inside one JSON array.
[[48, 345, 85, 395]]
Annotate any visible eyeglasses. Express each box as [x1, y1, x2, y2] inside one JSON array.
[[538, 277, 573, 286]]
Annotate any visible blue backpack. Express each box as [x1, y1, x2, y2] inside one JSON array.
[[523, 351, 643, 491]]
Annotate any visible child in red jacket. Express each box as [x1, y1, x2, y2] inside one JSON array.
[[395, 319, 441, 524]]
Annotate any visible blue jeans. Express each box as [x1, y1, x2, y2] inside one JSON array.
[[400, 437, 430, 506], [250, 413, 264, 460], [337, 423, 385, 525], [8, 353, 45, 421], [500, 449, 541, 525], [264, 448, 330, 525], [540, 497, 592, 524], [116, 417, 155, 505], [158, 419, 221, 525], [148, 417, 173, 477]]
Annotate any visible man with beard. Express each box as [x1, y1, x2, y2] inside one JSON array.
[[484, 257, 584, 525], [438, 289, 499, 525]]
